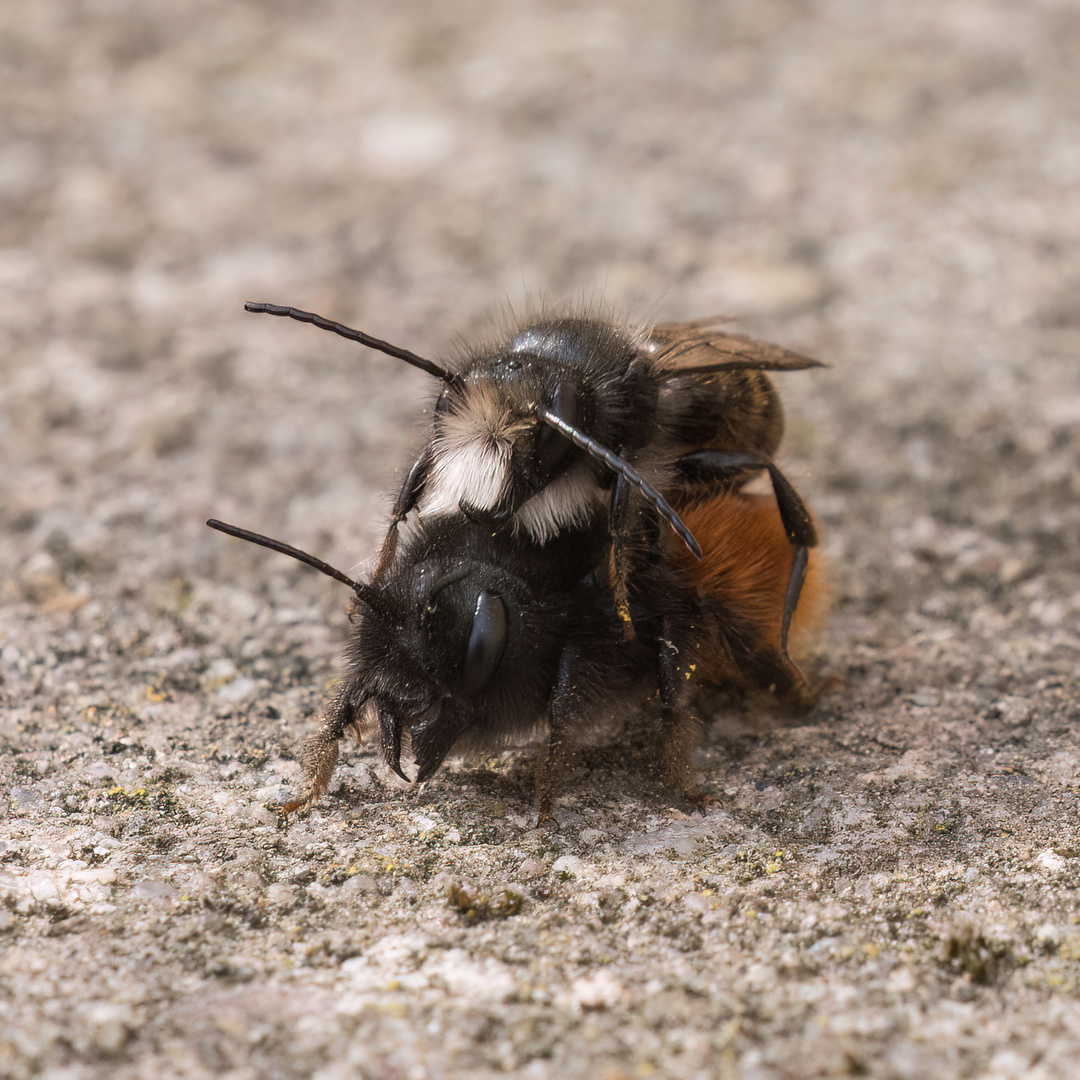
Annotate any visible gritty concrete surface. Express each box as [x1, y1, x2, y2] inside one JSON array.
[[2, 1, 1080, 1077]]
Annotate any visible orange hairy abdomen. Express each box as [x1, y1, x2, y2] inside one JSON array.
[[667, 492, 827, 662]]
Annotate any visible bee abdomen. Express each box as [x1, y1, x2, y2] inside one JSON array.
[[665, 491, 827, 673], [659, 371, 784, 459]]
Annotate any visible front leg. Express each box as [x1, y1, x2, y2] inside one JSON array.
[[371, 448, 431, 584], [279, 689, 368, 817], [534, 640, 587, 822]]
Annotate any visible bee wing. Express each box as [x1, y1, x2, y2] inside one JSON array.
[[647, 321, 825, 374]]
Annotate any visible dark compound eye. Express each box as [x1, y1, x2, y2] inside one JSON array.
[[534, 380, 580, 477], [435, 384, 453, 415], [460, 590, 508, 697]]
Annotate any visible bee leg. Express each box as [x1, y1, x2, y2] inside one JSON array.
[[608, 472, 636, 640], [533, 749, 556, 825], [675, 450, 818, 672], [535, 641, 584, 823], [279, 724, 341, 818], [657, 621, 710, 810], [371, 528, 400, 586], [739, 643, 823, 715], [279, 694, 366, 818], [780, 546, 810, 677], [760, 461, 818, 673], [372, 449, 431, 584]]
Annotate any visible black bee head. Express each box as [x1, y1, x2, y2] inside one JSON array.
[[345, 521, 575, 782]]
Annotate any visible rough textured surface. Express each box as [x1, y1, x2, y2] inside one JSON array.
[[2, 1, 1080, 1077]]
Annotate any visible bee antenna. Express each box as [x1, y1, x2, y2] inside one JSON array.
[[207, 518, 366, 593], [535, 409, 703, 560], [244, 302, 455, 382]]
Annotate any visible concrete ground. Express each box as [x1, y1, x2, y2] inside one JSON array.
[[2, 1, 1079, 1077]]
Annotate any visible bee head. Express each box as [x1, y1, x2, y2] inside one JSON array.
[[438, 316, 654, 524], [347, 521, 575, 782]]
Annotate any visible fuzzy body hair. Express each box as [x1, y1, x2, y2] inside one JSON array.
[[229, 300, 829, 815], [420, 384, 526, 518], [512, 463, 607, 542], [418, 381, 610, 540]]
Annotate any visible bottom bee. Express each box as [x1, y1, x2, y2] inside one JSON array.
[[208, 490, 825, 816]]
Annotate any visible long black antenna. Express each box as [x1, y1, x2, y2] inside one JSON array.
[[244, 302, 454, 381], [535, 409, 703, 560], [206, 518, 361, 591]]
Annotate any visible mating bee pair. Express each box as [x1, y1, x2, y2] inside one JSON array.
[[209, 302, 827, 816]]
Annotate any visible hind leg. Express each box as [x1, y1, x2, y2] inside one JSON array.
[[656, 617, 713, 808]]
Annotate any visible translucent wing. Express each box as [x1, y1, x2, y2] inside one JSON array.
[[647, 320, 825, 375]]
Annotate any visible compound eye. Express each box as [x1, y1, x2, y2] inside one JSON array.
[[435, 384, 454, 416], [460, 591, 508, 697], [534, 380, 579, 478]]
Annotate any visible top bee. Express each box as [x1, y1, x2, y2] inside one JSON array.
[[244, 301, 823, 652]]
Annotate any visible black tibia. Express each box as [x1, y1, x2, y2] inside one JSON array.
[[656, 617, 703, 802], [608, 472, 635, 640], [394, 450, 430, 521], [535, 641, 587, 821], [373, 448, 431, 584], [730, 626, 822, 716], [676, 449, 817, 668], [783, 546, 810, 676], [677, 450, 816, 547], [280, 694, 366, 816]]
